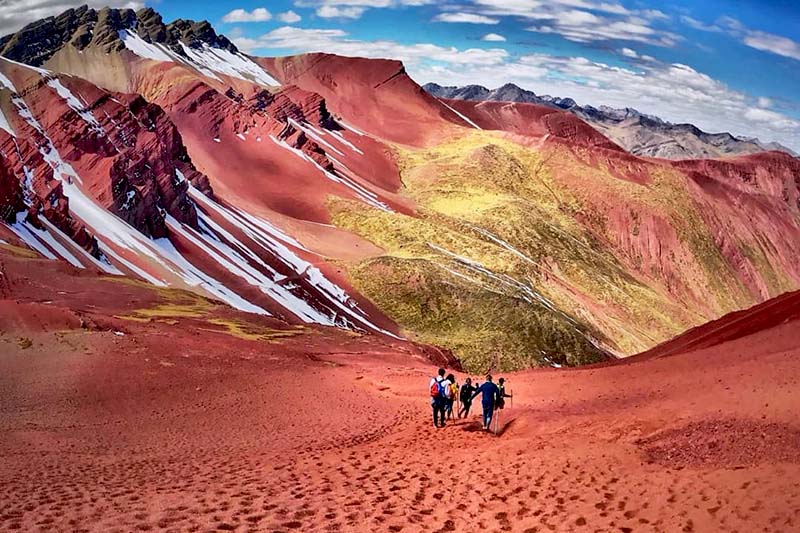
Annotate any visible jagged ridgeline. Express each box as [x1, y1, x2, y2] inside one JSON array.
[[0, 6, 237, 66], [1, 6, 799, 372], [423, 82, 798, 160]]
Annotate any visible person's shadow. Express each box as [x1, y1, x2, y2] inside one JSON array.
[[458, 413, 518, 436]]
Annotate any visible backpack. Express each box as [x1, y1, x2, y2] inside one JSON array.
[[450, 383, 459, 399], [441, 381, 452, 399], [430, 377, 443, 398]]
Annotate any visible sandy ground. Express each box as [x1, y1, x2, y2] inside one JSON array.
[[1, 246, 799, 532]]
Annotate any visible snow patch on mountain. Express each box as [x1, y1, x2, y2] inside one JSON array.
[[39, 216, 123, 274], [436, 98, 482, 130], [0, 108, 14, 136], [179, 43, 279, 87], [8, 213, 58, 261], [119, 29, 175, 62], [46, 78, 104, 136], [0, 69, 16, 92], [269, 135, 391, 212]]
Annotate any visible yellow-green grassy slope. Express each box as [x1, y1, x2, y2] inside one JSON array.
[[330, 131, 776, 371]]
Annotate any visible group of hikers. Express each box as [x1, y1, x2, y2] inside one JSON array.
[[429, 368, 512, 431]]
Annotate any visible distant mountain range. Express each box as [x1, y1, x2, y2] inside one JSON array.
[[423, 82, 798, 160]]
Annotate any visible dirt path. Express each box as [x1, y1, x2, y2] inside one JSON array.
[[1, 316, 799, 532]]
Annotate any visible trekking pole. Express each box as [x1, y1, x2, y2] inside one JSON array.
[[511, 389, 513, 409]]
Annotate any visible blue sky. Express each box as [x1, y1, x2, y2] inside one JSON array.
[[2, 1, 799, 149]]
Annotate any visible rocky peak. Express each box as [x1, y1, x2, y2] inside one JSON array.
[[422, 83, 490, 101], [0, 5, 97, 65], [550, 97, 577, 109], [490, 83, 539, 103], [132, 7, 168, 44], [167, 19, 237, 53], [0, 6, 240, 67]]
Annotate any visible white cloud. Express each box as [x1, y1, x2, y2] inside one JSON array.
[[0, 0, 143, 35], [528, 14, 679, 46], [433, 12, 499, 24], [680, 15, 722, 33], [757, 97, 772, 108], [619, 47, 655, 62], [689, 15, 800, 62], [743, 31, 800, 61], [240, 25, 508, 67], [481, 33, 506, 42], [459, 0, 679, 46], [294, 0, 434, 20], [222, 8, 272, 23], [316, 5, 366, 19], [717, 15, 745, 34], [744, 108, 793, 124], [278, 10, 302, 23]]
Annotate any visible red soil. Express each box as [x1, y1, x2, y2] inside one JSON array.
[[441, 98, 624, 152], [632, 289, 800, 360], [259, 54, 461, 146], [1, 245, 798, 532]]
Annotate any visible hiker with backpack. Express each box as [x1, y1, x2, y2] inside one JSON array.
[[445, 374, 458, 420], [458, 377, 476, 418], [429, 368, 449, 428], [497, 377, 513, 410], [471, 374, 500, 431]]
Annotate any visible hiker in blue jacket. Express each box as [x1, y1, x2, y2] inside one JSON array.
[[429, 368, 448, 428], [471, 374, 500, 431]]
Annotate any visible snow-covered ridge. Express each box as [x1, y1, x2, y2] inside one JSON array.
[[46, 78, 104, 136], [436, 98, 482, 130], [0, 69, 16, 133], [4, 70, 268, 313], [0, 108, 14, 136], [119, 29, 174, 62], [179, 43, 280, 87], [0, 69, 17, 92], [0, 55, 49, 76], [0, 51, 399, 339], [269, 135, 391, 212], [188, 187, 399, 337], [118, 28, 279, 88]]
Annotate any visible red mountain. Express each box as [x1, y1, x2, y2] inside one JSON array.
[[0, 8, 798, 532], [1, 6, 799, 370]]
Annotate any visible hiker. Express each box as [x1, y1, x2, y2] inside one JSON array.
[[445, 374, 458, 420], [429, 368, 448, 428], [458, 377, 476, 418], [497, 377, 513, 410], [471, 374, 500, 431]]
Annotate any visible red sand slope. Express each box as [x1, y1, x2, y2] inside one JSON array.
[[259, 53, 464, 146], [441, 98, 624, 151], [632, 289, 800, 360], [0, 243, 797, 532]]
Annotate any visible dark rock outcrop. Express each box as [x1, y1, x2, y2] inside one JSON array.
[[0, 151, 24, 222], [0, 6, 241, 66]]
